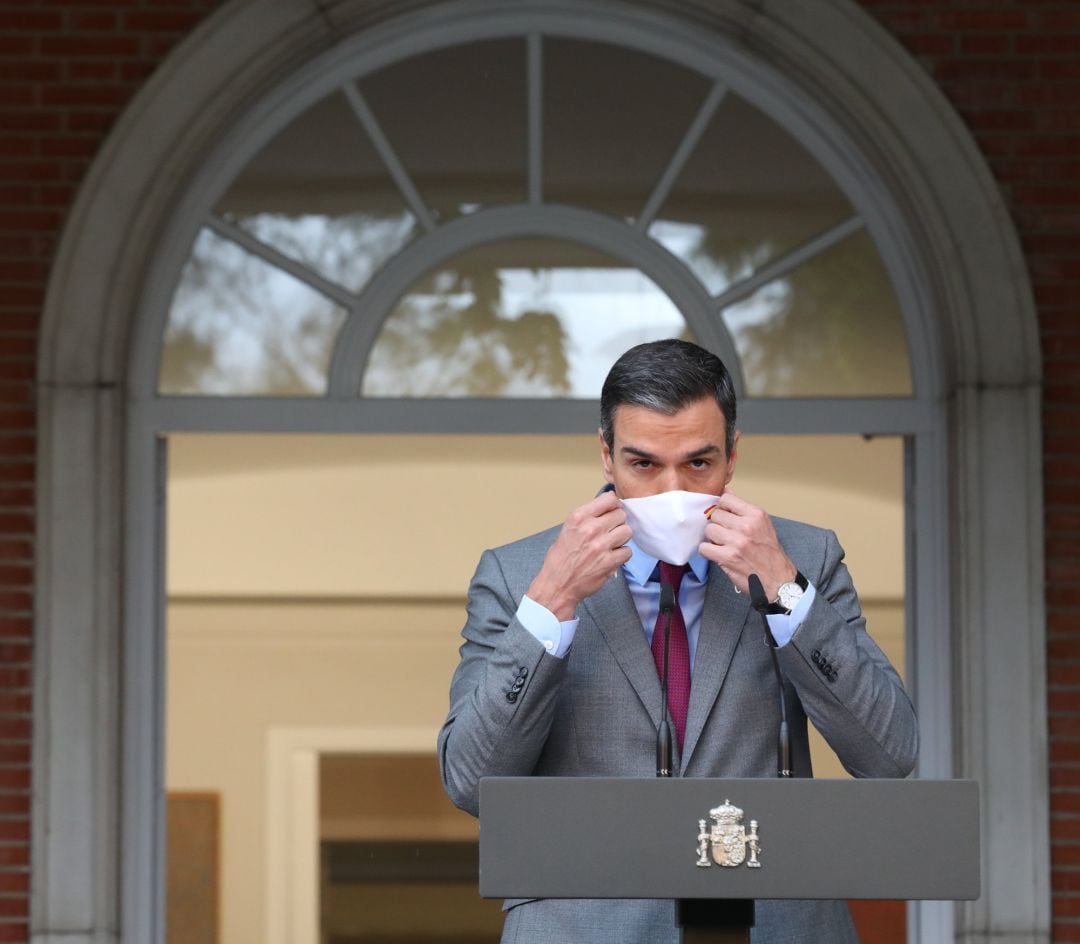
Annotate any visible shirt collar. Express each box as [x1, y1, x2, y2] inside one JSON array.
[[623, 539, 709, 587]]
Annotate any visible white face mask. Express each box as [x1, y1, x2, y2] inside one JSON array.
[[621, 489, 721, 566]]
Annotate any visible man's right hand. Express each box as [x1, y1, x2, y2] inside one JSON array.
[[526, 491, 633, 621]]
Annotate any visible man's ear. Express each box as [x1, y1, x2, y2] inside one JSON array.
[[599, 428, 615, 484], [725, 429, 740, 485]]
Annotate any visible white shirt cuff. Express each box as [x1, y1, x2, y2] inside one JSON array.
[[766, 581, 817, 648], [516, 595, 578, 658]]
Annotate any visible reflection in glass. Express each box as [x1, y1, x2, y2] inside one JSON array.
[[362, 240, 693, 398], [215, 90, 420, 291], [223, 212, 414, 295], [722, 231, 912, 397], [544, 39, 709, 219], [360, 40, 527, 221], [161, 228, 347, 396], [649, 95, 854, 296]]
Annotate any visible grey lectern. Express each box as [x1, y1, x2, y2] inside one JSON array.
[[479, 778, 979, 943]]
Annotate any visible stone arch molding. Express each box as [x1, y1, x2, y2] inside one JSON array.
[[36, 2, 1043, 944]]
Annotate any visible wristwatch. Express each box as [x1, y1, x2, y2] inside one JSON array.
[[767, 571, 808, 615]]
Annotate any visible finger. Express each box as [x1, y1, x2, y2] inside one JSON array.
[[714, 490, 755, 515], [592, 543, 633, 582], [597, 505, 628, 529], [608, 523, 633, 548], [703, 509, 742, 534], [699, 536, 739, 563], [702, 522, 723, 545], [565, 494, 620, 533], [589, 489, 622, 514], [698, 541, 746, 584], [704, 518, 750, 545]]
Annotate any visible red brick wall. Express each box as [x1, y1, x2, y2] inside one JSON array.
[[0, 3, 222, 940], [857, 6, 1080, 939], [0, 1, 1075, 941]]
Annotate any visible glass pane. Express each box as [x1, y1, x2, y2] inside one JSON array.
[[362, 239, 694, 398], [319, 755, 502, 941], [544, 38, 710, 219], [215, 90, 419, 294], [360, 39, 526, 221], [648, 94, 854, 296], [722, 231, 912, 396], [160, 227, 347, 396]]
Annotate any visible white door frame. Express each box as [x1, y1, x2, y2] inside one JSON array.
[[265, 725, 442, 944]]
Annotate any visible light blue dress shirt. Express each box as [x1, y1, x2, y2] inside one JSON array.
[[516, 539, 816, 659]]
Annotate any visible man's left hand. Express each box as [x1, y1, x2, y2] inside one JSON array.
[[699, 490, 796, 600]]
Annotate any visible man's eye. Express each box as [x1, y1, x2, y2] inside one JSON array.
[[690, 459, 710, 469], [633, 460, 652, 470]]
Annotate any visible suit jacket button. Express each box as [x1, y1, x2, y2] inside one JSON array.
[[506, 691, 518, 703], [519, 667, 529, 677]]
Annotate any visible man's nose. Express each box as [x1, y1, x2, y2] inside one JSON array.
[[659, 470, 686, 493]]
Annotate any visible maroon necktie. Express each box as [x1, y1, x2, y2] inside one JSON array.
[[651, 561, 691, 750]]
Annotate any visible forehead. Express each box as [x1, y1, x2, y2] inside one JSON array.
[[611, 398, 728, 444]]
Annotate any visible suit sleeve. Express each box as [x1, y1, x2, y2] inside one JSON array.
[[779, 529, 919, 778], [437, 548, 568, 816]]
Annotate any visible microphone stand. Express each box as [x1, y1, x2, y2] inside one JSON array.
[[656, 583, 676, 778], [748, 574, 791, 779]]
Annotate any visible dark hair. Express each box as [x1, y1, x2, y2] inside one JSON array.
[[600, 339, 737, 456]]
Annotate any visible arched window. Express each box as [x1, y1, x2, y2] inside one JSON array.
[[142, 16, 936, 943], [148, 27, 919, 420]]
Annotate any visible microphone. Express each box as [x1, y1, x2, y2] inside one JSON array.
[[748, 574, 792, 778], [656, 583, 676, 778]]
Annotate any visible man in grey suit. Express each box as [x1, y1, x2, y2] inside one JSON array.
[[438, 339, 917, 943]]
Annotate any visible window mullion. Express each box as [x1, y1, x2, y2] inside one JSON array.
[[527, 32, 543, 205], [342, 81, 436, 233], [636, 79, 727, 232], [711, 215, 863, 311], [206, 215, 359, 310]]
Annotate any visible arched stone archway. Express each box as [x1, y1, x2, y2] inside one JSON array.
[[36, 2, 1043, 942]]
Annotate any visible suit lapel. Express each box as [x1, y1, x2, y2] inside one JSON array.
[[581, 572, 665, 730], [681, 564, 750, 767]]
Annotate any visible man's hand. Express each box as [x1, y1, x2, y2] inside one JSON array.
[[699, 491, 796, 600], [527, 491, 633, 621]]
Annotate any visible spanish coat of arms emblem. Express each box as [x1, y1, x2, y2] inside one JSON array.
[[695, 799, 761, 868]]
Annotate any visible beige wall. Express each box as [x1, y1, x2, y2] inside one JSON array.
[[166, 433, 905, 944]]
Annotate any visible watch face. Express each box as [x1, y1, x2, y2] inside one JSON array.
[[777, 581, 804, 611]]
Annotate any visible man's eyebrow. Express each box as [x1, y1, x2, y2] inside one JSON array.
[[684, 444, 721, 460], [618, 444, 721, 461]]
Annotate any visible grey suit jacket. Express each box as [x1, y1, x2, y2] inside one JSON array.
[[438, 515, 918, 944]]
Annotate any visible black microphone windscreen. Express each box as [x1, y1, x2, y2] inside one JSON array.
[[748, 574, 769, 613], [659, 583, 676, 614]]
